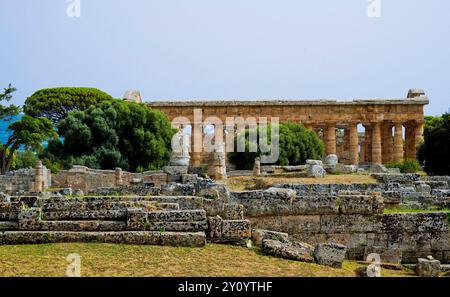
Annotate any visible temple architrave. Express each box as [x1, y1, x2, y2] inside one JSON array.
[[147, 89, 428, 166]]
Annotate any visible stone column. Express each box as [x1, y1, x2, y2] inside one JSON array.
[[115, 167, 123, 186], [348, 122, 359, 165], [363, 125, 372, 163], [381, 123, 393, 164], [191, 122, 202, 166], [34, 160, 43, 193], [360, 141, 366, 163], [393, 122, 404, 163], [324, 123, 337, 155], [405, 123, 417, 160], [415, 121, 424, 146], [371, 122, 382, 164]]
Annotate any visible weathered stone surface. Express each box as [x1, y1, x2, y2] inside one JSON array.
[[321, 214, 375, 233], [307, 165, 326, 178], [252, 229, 289, 247], [126, 208, 147, 230], [324, 154, 338, 166], [416, 257, 441, 277], [0, 231, 206, 247], [147, 210, 206, 222], [18, 207, 42, 230], [222, 203, 244, 220], [338, 194, 384, 215], [370, 164, 388, 173], [262, 239, 314, 262], [41, 220, 127, 231], [221, 219, 251, 241], [161, 183, 195, 196], [306, 160, 323, 166], [415, 181, 432, 194], [182, 174, 198, 184], [162, 166, 188, 181], [364, 246, 402, 265], [292, 195, 339, 215], [313, 242, 347, 268], [382, 191, 402, 205]]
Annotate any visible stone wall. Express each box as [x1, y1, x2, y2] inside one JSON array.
[[52, 166, 168, 193], [0, 165, 51, 195], [230, 188, 450, 263]]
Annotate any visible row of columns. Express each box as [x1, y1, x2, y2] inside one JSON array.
[[314, 120, 424, 165], [182, 120, 424, 166]]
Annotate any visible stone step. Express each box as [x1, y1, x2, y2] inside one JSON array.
[[0, 231, 206, 247], [0, 221, 18, 230], [40, 220, 127, 231]]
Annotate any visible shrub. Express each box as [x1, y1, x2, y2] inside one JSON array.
[[418, 113, 450, 175], [44, 99, 175, 172], [228, 122, 323, 170], [12, 150, 38, 170], [385, 159, 420, 173]]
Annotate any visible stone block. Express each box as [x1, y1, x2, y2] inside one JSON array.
[[415, 182, 432, 194], [313, 242, 347, 268], [162, 166, 188, 181], [307, 165, 326, 178], [262, 239, 314, 262], [292, 195, 339, 215], [222, 203, 244, 220], [306, 160, 323, 166], [324, 154, 338, 166], [208, 215, 223, 238], [126, 208, 148, 230], [18, 207, 42, 230], [416, 257, 441, 277], [221, 219, 251, 241], [252, 229, 290, 247], [281, 215, 321, 234], [182, 174, 198, 184], [321, 214, 374, 233], [146, 210, 206, 222]]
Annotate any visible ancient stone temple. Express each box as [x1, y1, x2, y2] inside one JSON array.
[[148, 89, 428, 166]]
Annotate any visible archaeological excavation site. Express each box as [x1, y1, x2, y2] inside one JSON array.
[[1, 89, 449, 278]]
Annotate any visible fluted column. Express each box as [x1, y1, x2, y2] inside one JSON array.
[[405, 123, 417, 160], [324, 123, 337, 155], [363, 125, 372, 163], [191, 122, 202, 166], [371, 122, 382, 164], [348, 122, 359, 165], [415, 121, 424, 146], [393, 122, 404, 163], [381, 123, 393, 164]]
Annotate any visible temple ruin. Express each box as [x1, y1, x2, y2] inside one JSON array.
[[148, 89, 428, 166]]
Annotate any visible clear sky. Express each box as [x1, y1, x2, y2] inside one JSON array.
[[1, 0, 449, 116]]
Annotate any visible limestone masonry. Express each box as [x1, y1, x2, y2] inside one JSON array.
[[148, 89, 428, 166]]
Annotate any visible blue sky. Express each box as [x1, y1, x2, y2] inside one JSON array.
[[1, 0, 449, 116]]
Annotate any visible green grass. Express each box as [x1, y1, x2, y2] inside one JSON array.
[[0, 243, 415, 277]]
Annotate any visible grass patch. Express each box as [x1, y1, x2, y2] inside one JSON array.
[[0, 243, 414, 277]]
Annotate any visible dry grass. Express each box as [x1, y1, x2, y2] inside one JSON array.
[[0, 243, 414, 277], [226, 175, 377, 191]]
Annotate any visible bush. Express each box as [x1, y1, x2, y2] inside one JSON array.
[[12, 150, 38, 170], [44, 99, 175, 172], [229, 122, 323, 170], [418, 113, 450, 175], [24, 87, 113, 124], [386, 159, 420, 173]]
